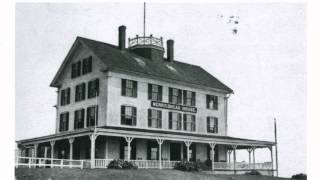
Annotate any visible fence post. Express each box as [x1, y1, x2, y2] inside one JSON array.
[[60, 160, 63, 169], [28, 158, 31, 168], [81, 160, 83, 169]]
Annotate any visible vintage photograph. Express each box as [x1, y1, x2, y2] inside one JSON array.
[[15, 3, 306, 180]]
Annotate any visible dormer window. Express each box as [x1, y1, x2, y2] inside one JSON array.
[[206, 95, 218, 110]]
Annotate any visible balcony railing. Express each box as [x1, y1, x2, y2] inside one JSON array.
[[128, 35, 163, 49]]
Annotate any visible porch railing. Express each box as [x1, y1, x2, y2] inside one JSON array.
[[95, 159, 113, 168], [214, 162, 273, 170], [16, 156, 84, 169], [130, 160, 180, 169]]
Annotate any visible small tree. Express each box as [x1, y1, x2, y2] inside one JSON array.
[[292, 173, 307, 179]]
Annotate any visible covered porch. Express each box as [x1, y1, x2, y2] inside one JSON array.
[[16, 126, 276, 175]]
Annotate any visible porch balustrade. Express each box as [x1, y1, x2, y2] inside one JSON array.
[[16, 156, 84, 169], [213, 162, 273, 170], [130, 160, 180, 169]]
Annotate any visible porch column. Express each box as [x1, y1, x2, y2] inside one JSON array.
[[184, 141, 192, 162], [227, 149, 232, 163], [156, 138, 164, 169], [252, 146, 256, 169], [247, 148, 253, 169], [50, 141, 55, 168], [44, 147, 48, 158], [33, 144, 38, 158], [268, 146, 274, 176], [90, 134, 98, 168], [68, 138, 75, 160], [125, 136, 133, 161], [232, 145, 237, 174], [209, 143, 216, 172]]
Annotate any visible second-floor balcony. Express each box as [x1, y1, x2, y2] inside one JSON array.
[[128, 35, 164, 50]]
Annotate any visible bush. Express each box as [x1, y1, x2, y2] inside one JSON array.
[[292, 173, 307, 179], [245, 170, 262, 175], [107, 159, 138, 169], [198, 160, 211, 171], [174, 161, 200, 171]]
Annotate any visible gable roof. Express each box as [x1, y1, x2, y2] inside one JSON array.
[[51, 36, 233, 93]]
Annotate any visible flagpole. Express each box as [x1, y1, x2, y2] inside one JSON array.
[[274, 118, 279, 177]]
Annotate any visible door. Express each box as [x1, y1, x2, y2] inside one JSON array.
[[170, 143, 181, 161]]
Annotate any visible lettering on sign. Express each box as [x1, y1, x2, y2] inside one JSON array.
[[151, 101, 197, 113]]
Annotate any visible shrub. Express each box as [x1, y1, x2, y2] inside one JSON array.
[[107, 159, 138, 169], [245, 170, 262, 175], [198, 160, 211, 170], [174, 161, 200, 171], [292, 173, 307, 179]]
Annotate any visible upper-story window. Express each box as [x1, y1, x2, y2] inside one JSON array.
[[206, 95, 218, 110], [169, 112, 182, 130], [148, 109, 162, 128], [207, 117, 218, 133], [183, 90, 196, 106], [88, 79, 99, 98], [75, 83, 86, 102], [59, 112, 69, 132], [71, 61, 81, 78], [82, 56, 92, 75], [121, 105, 137, 126], [60, 88, 70, 106], [148, 84, 162, 101], [121, 79, 137, 97], [183, 114, 196, 132], [74, 109, 84, 129], [169, 88, 182, 104], [87, 105, 98, 127]]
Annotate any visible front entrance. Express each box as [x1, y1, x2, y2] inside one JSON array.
[[170, 143, 181, 161]]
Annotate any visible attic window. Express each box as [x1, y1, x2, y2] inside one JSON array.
[[166, 65, 177, 72], [133, 57, 146, 67]]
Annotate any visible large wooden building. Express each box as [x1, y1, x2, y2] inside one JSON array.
[[16, 25, 277, 175]]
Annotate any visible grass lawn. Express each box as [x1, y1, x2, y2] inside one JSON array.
[[15, 168, 292, 180]]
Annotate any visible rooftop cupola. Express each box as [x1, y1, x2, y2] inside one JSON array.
[[128, 34, 165, 61]]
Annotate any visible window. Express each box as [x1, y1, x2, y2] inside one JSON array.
[[87, 106, 98, 127], [183, 90, 196, 106], [121, 106, 137, 126], [74, 109, 84, 129], [88, 79, 99, 98], [169, 112, 182, 130], [82, 56, 92, 74], [121, 79, 137, 97], [151, 148, 158, 160], [75, 83, 86, 102], [206, 95, 218, 110], [207, 117, 218, 133], [60, 88, 70, 106], [183, 114, 196, 132], [71, 61, 81, 78], [59, 112, 69, 132], [148, 84, 162, 101], [169, 88, 182, 104], [148, 109, 162, 128]]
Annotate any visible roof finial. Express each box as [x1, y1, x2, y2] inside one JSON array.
[[143, 2, 146, 37]]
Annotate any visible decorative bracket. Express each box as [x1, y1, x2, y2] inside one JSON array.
[[89, 133, 99, 141], [125, 136, 134, 144], [68, 137, 75, 144], [50, 141, 55, 147], [184, 141, 192, 147], [156, 138, 164, 145], [209, 142, 216, 150], [231, 145, 237, 150]]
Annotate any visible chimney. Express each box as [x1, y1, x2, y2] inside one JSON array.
[[167, 39, 174, 62], [118, 25, 126, 50]]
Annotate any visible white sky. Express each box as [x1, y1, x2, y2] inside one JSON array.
[[15, 3, 306, 177]]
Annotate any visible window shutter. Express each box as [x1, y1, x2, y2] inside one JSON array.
[[168, 112, 172, 129], [192, 92, 196, 106], [158, 86, 163, 101], [120, 140, 124, 160], [148, 84, 152, 100], [168, 88, 172, 103], [133, 81, 137, 97], [82, 83, 86, 100], [66, 112, 69, 131], [74, 111, 78, 129], [207, 117, 210, 132], [183, 90, 187, 105], [81, 109, 84, 128], [67, 88, 70, 104], [206, 95, 209, 108], [133, 107, 137, 126], [121, 106, 125, 125], [96, 79, 99, 96], [158, 110, 162, 128], [192, 115, 195, 131], [178, 113, 182, 130], [178, 89, 182, 104], [60, 90, 64, 106], [121, 79, 126, 96], [147, 142, 151, 160], [95, 106, 99, 126], [71, 63, 75, 78], [215, 118, 218, 133], [215, 96, 218, 110], [183, 114, 187, 130], [86, 108, 90, 127], [88, 56, 92, 73], [148, 109, 151, 127]]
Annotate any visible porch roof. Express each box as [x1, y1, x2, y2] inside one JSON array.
[[16, 126, 275, 149]]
